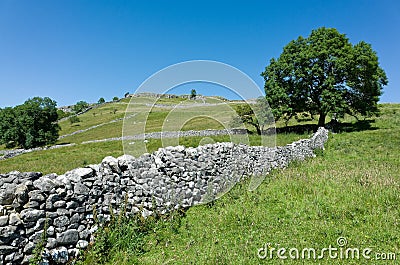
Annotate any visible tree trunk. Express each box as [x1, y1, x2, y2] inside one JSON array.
[[318, 113, 326, 127], [255, 125, 261, 135]]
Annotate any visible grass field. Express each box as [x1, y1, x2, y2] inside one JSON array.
[[0, 141, 124, 174], [58, 98, 131, 137], [1, 96, 302, 174], [75, 104, 400, 264]]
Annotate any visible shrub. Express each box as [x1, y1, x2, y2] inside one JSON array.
[[69, 115, 81, 124]]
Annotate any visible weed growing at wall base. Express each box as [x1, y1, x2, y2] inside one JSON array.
[[76, 208, 186, 265]]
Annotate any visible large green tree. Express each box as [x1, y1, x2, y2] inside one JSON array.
[[0, 97, 60, 148], [0, 107, 18, 148], [261, 27, 388, 126]]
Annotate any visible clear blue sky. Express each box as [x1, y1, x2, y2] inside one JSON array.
[[1, 0, 399, 107]]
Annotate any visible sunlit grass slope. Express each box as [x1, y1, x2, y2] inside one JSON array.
[[76, 104, 400, 264]]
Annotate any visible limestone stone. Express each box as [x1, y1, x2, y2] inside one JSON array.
[[9, 213, 22, 226], [0, 184, 16, 205], [76, 240, 89, 249], [33, 176, 57, 193], [0, 216, 8, 226], [50, 246, 69, 263], [74, 182, 90, 195], [14, 184, 29, 205], [54, 216, 70, 228], [102, 156, 121, 173], [68, 167, 94, 181], [28, 190, 45, 202], [0, 245, 17, 255], [20, 209, 45, 222], [57, 229, 79, 245]]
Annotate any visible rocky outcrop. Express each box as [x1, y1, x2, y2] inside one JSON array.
[[0, 128, 328, 264]]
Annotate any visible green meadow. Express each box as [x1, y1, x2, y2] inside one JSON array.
[[1, 98, 399, 265], [75, 103, 400, 265]]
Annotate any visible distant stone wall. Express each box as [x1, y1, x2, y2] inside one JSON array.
[[126, 92, 205, 100], [127, 92, 182, 99], [81, 128, 249, 144], [0, 144, 76, 161], [0, 128, 328, 264]]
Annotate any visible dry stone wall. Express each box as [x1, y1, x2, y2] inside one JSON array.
[[0, 128, 328, 264]]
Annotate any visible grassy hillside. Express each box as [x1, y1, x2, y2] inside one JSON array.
[[58, 97, 240, 144], [76, 104, 400, 264], [0, 96, 309, 174], [58, 99, 130, 137]]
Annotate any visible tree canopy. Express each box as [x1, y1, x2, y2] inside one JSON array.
[[190, 89, 197, 100], [261, 27, 388, 126], [233, 97, 274, 135], [72, 101, 89, 113], [0, 97, 60, 148]]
